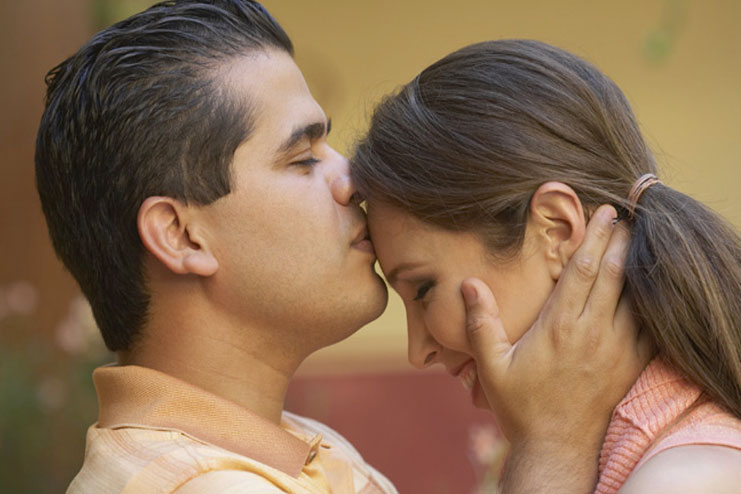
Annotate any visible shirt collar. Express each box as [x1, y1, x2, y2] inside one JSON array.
[[93, 364, 315, 477]]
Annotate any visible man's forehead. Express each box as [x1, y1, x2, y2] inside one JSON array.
[[245, 100, 327, 154], [227, 50, 328, 152]]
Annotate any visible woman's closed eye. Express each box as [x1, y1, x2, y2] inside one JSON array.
[[414, 280, 435, 301]]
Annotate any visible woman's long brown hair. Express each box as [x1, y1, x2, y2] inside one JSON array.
[[352, 40, 741, 417]]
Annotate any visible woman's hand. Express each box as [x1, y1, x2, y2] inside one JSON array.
[[461, 204, 653, 493]]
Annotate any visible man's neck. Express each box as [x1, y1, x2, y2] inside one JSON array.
[[118, 300, 304, 425]]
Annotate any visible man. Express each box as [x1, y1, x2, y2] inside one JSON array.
[[35, 1, 647, 492]]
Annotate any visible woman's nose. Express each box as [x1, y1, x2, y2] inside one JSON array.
[[407, 314, 441, 369]]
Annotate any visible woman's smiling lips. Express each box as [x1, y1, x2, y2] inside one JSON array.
[[450, 359, 478, 391]]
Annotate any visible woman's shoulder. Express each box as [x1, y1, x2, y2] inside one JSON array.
[[597, 358, 741, 493], [633, 397, 741, 469], [620, 400, 741, 493], [620, 444, 741, 493]]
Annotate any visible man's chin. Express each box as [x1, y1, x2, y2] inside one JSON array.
[[330, 277, 388, 345], [367, 273, 389, 318], [352, 277, 389, 329]]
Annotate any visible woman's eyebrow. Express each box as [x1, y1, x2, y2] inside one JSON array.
[[385, 262, 425, 286]]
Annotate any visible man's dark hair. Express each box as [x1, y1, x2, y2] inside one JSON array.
[[35, 0, 293, 352]]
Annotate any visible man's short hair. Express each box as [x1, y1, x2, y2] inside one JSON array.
[[35, 0, 293, 352]]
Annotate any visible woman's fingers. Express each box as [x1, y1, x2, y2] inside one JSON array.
[[543, 205, 618, 328], [582, 220, 630, 323], [461, 277, 511, 383]]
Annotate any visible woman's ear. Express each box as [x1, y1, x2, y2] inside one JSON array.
[[529, 182, 586, 281], [137, 196, 218, 276]]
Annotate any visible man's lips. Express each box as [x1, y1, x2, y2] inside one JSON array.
[[351, 227, 375, 254]]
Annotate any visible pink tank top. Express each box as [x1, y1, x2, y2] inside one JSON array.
[[595, 357, 741, 493]]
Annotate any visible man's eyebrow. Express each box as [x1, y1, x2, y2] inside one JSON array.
[[276, 118, 332, 155], [385, 262, 424, 286]]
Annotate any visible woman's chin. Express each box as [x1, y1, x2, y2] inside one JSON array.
[[471, 379, 492, 410]]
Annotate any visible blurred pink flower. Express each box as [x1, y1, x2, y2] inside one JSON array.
[[55, 296, 106, 357], [468, 422, 509, 494], [5, 281, 39, 315], [469, 423, 504, 465]]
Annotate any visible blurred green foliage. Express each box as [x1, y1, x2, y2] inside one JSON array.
[[0, 299, 110, 492], [644, 0, 688, 64]]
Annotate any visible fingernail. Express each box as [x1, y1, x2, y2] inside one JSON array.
[[600, 205, 617, 223], [461, 282, 478, 306]]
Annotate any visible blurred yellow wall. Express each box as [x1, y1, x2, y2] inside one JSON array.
[[257, 0, 741, 374], [3, 1, 738, 376]]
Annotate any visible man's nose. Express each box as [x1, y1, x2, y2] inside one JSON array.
[[328, 153, 360, 206], [407, 313, 440, 369]]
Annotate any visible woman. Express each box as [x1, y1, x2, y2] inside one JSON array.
[[351, 40, 741, 492]]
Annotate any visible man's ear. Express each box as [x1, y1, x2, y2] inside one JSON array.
[[529, 182, 586, 281], [137, 196, 218, 276]]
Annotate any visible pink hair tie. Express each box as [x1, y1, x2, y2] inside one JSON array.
[[626, 173, 661, 220]]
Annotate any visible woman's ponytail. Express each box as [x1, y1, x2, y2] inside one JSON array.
[[626, 183, 741, 417]]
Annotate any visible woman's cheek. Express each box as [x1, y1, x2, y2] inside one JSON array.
[[424, 289, 470, 353]]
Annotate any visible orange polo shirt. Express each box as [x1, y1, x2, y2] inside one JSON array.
[[67, 365, 398, 494]]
